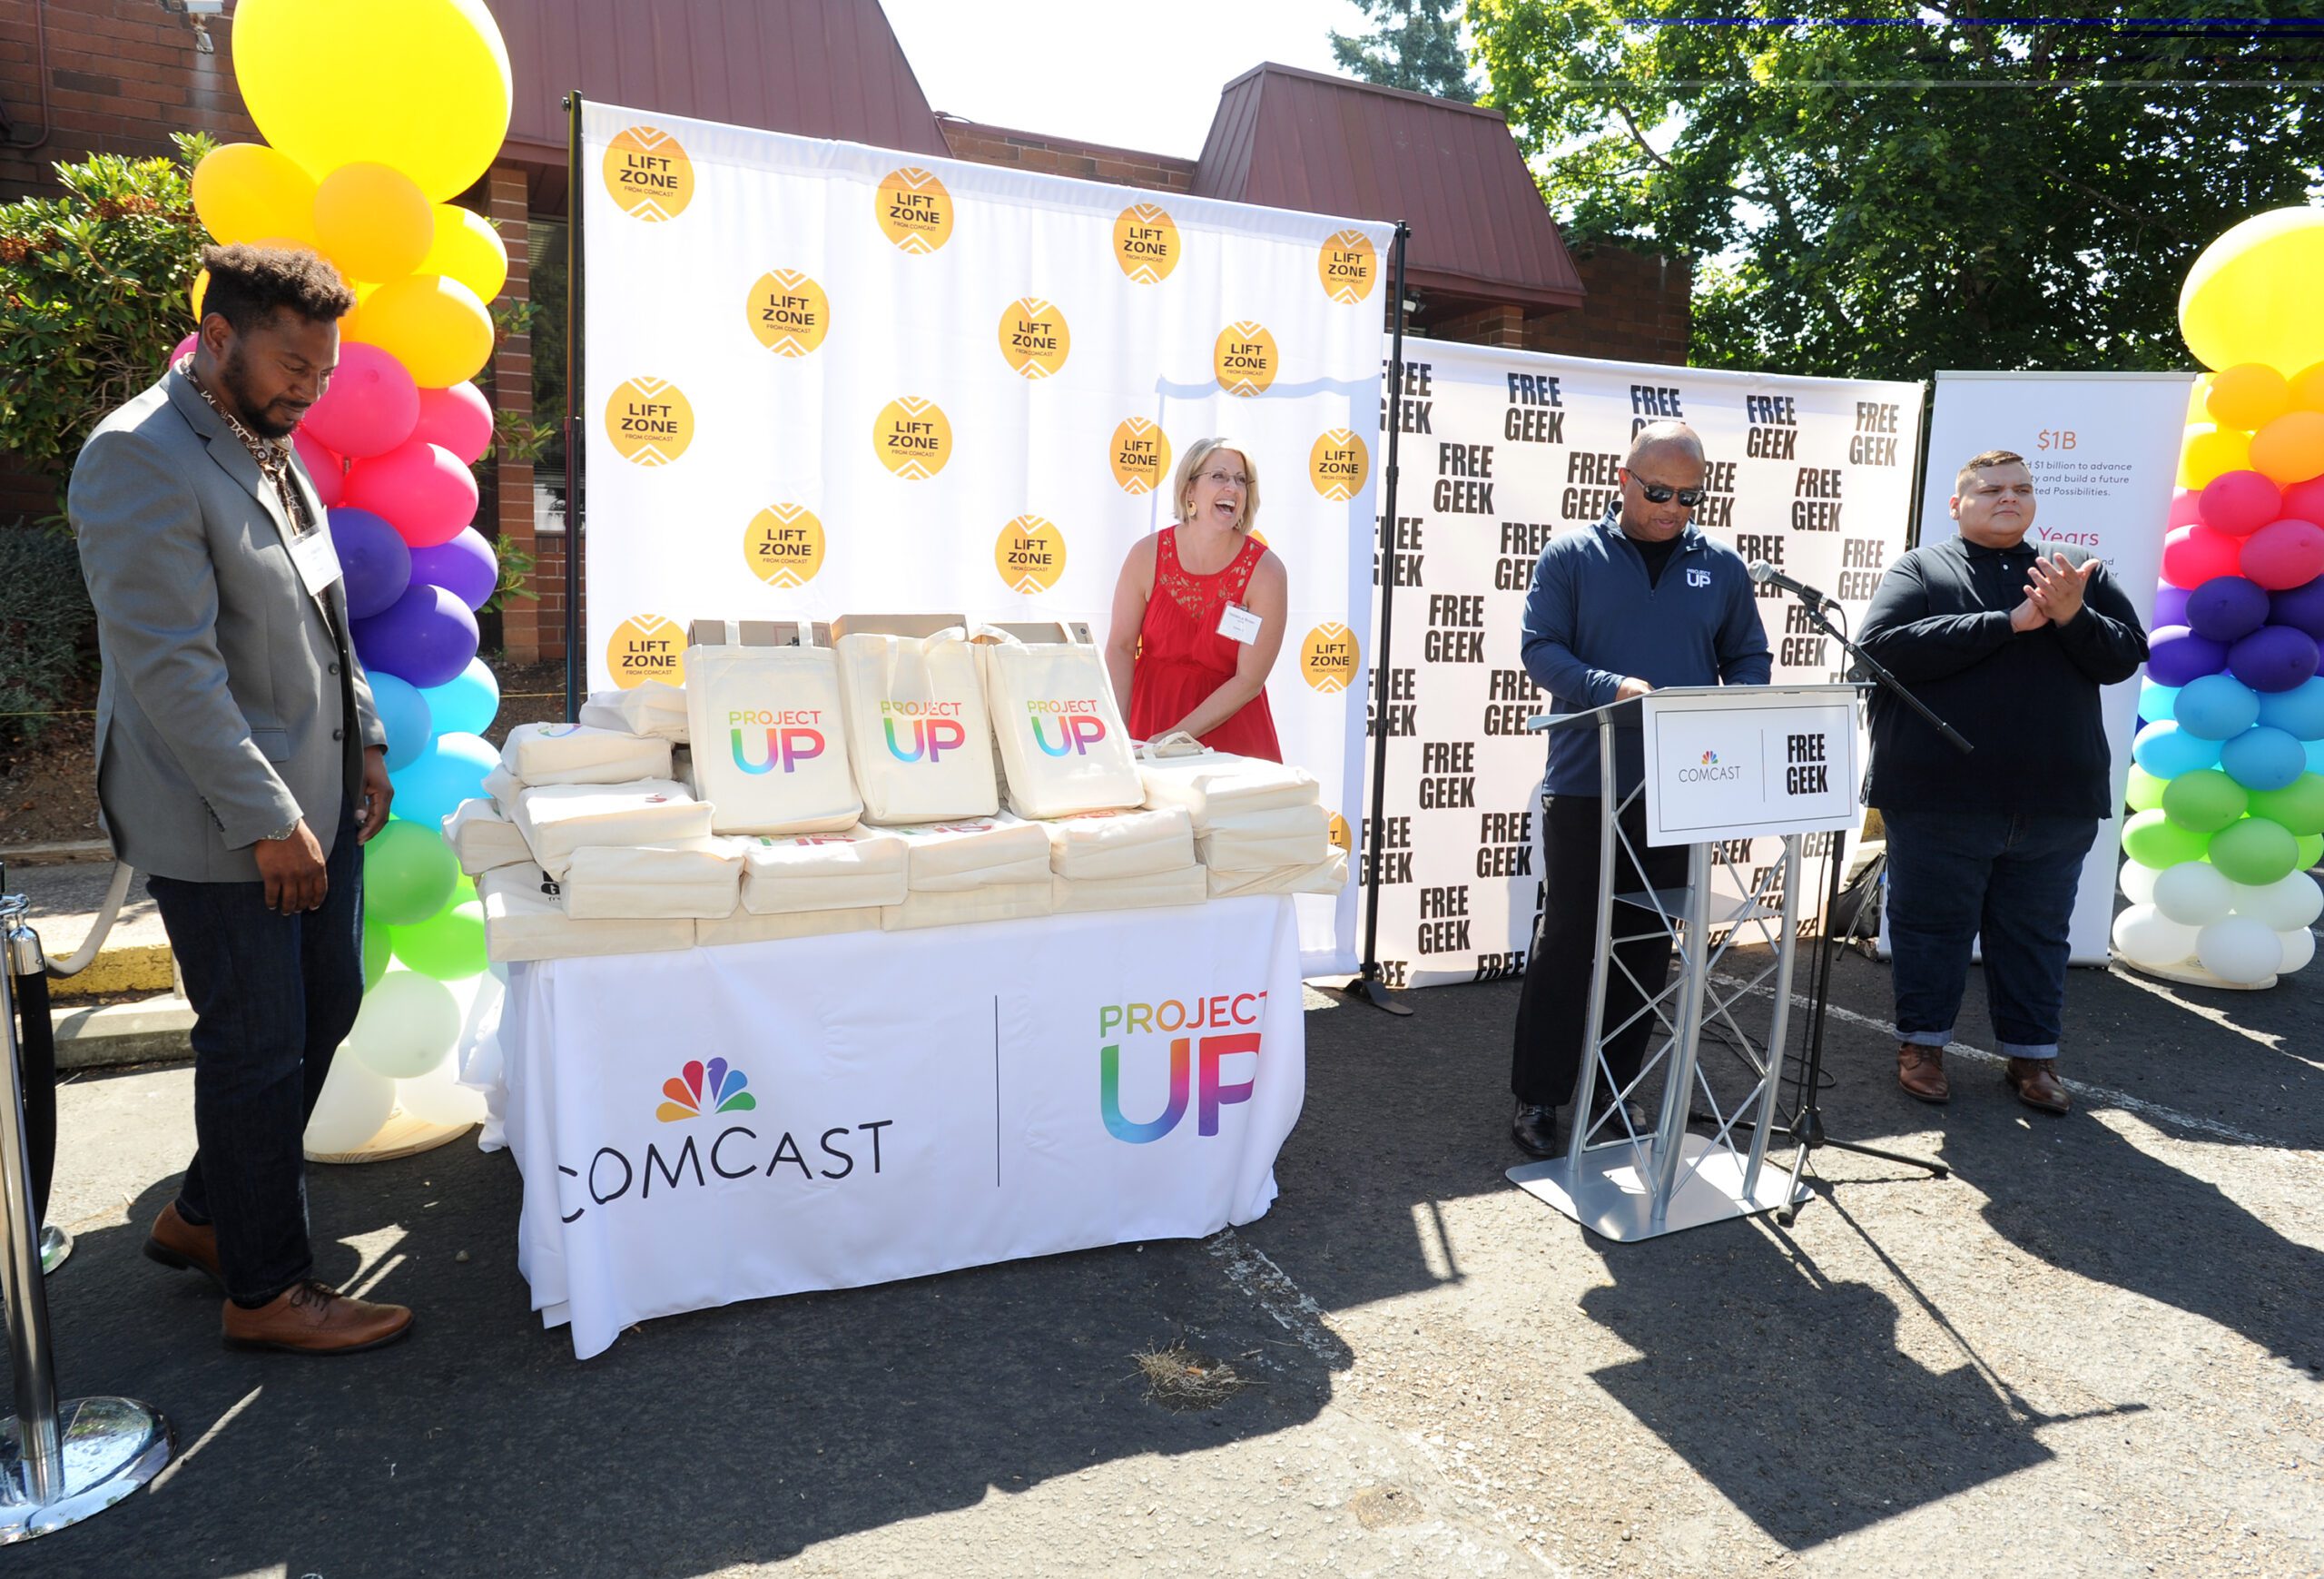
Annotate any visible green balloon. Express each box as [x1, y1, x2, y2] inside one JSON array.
[[2161, 768, 2249, 834], [2301, 834, 2324, 870], [362, 820, 458, 927], [2246, 772, 2324, 838], [391, 899, 488, 981], [2125, 765, 2167, 814], [2122, 808, 2211, 869], [361, 916, 390, 990], [2209, 815, 2300, 886]]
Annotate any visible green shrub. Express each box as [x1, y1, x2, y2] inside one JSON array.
[[0, 523, 94, 747]]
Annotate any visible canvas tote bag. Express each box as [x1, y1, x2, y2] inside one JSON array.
[[684, 621, 862, 835], [836, 627, 999, 822], [974, 627, 1144, 818]]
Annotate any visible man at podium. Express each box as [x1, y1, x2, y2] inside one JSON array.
[[1509, 421, 1773, 1156]]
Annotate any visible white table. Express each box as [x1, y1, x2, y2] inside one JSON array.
[[486, 896, 1305, 1357]]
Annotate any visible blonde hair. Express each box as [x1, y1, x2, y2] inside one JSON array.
[[1174, 438, 1260, 537]]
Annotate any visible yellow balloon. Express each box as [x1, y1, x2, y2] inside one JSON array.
[[191, 267, 209, 325], [2206, 363, 2291, 432], [2179, 423, 2252, 490], [346, 274, 495, 387], [2292, 362, 2324, 415], [191, 143, 318, 247], [2180, 207, 2324, 375], [311, 163, 434, 284], [2249, 410, 2324, 488], [418, 204, 509, 304], [2184, 373, 2213, 422], [231, 0, 512, 202]]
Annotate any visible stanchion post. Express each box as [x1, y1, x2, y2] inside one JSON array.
[[1342, 221, 1414, 1017], [562, 90, 588, 724]]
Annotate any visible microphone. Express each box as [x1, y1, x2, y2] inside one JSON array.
[[1748, 560, 1838, 614]]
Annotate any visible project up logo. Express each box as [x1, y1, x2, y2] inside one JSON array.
[[728, 708, 826, 775], [1098, 992, 1267, 1143], [880, 699, 968, 764], [1025, 699, 1108, 756]]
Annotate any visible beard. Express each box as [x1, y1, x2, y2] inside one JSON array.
[[219, 345, 299, 439]]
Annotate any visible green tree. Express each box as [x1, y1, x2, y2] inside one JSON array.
[[1333, 0, 1477, 103], [1470, 3, 2324, 380], [1, 133, 212, 513]]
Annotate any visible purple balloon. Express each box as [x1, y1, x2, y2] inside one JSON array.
[[2269, 577, 2324, 641], [2147, 625, 2229, 687], [2185, 576, 2271, 645], [329, 506, 411, 620], [408, 528, 497, 613], [2152, 583, 2191, 630], [2227, 623, 2321, 694], [351, 583, 480, 690]]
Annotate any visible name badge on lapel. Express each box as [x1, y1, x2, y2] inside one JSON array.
[[288, 524, 343, 598], [1216, 603, 1263, 645]]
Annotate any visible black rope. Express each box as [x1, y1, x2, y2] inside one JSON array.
[[15, 965, 54, 1225]]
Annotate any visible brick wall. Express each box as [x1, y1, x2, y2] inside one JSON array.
[[482, 166, 544, 661], [937, 115, 1194, 193], [1526, 243, 1691, 366], [530, 531, 578, 664]]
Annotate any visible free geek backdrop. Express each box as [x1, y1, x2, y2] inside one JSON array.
[[579, 102, 1393, 974]]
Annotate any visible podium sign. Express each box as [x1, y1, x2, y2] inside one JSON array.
[[1641, 685, 1862, 847]]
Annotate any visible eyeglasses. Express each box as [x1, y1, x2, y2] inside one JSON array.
[[1630, 479, 1707, 508], [1199, 469, 1251, 489]]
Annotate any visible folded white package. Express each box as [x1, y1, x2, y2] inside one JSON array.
[[697, 905, 883, 946], [1040, 805, 1196, 879], [1052, 866, 1207, 913], [1195, 803, 1333, 870], [881, 883, 1053, 931], [512, 779, 713, 878], [500, 721, 673, 786], [478, 865, 694, 962], [1137, 751, 1319, 833], [740, 825, 910, 913], [578, 681, 689, 743], [483, 764, 522, 813], [442, 797, 531, 875], [884, 813, 1052, 892], [1205, 850, 1349, 898], [561, 838, 744, 919]]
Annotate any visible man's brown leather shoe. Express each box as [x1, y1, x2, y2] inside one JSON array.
[[222, 1280, 414, 1355], [1897, 1043, 1950, 1103], [144, 1203, 222, 1291], [2005, 1057, 2072, 1115]]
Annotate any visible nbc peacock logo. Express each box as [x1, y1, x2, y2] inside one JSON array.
[[872, 397, 953, 479], [1112, 204, 1180, 283], [1317, 229, 1378, 304], [603, 125, 694, 222], [1701, 750, 1718, 765], [743, 504, 826, 588], [1214, 322, 1278, 399], [605, 378, 694, 467], [745, 271, 830, 358], [877, 168, 953, 253], [656, 1058, 756, 1122], [1308, 429, 1369, 502], [998, 298, 1071, 380], [1110, 418, 1171, 495]]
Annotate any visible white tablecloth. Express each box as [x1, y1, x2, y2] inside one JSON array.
[[486, 896, 1305, 1357]]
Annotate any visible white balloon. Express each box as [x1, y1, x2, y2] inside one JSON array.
[[2118, 860, 2162, 906], [2112, 903, 2200, 969], [2275, 926, 2316, 973], [2153, 861, 2235, 925], [2231, 870, 2324, 933], [2197, 915, 2284, 985], [348, 970, 462, 1080], [305, 1054, 396, 1154], [396, 1047, 487, 1128]]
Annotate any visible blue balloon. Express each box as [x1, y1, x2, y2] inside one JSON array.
[[2132, 721, 2224, 779], [2185, 576, 2271, 645], [2173, 673, 2260, 741], [2228, 623, 2321, 694], [2221, 725, 2308, 792], [2270, 577, 2324, 641], [2152, 583, 2191, 631], [422, 656, 501, 737], [369, 672, 434, 772], [2255, 675, 2324, 741], [2148, 626, 2230, 687], [2136, 683, 2181, 725], [409, 528, 497, 613], [387, 730, 501, 831], [351, 583, 478, 690], [330, 506, 412, 620], [2308, 738, 2324, 775]]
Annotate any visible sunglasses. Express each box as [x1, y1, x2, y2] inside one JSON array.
[[1631, 480, 1708, 508]]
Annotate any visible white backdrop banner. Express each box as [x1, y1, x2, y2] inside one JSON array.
[[580, 103, 1392, 973], [1364, 338, 1924, 988], [1915, 370, 2191, 962]]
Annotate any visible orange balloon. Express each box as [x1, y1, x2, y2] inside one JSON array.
[[312, 163, 434, 284], [2249, 410, 2324, 488], [2207, 363, 2291, 432], [2179, 423, 2253, 489], [2291, 362, 2324, 415]]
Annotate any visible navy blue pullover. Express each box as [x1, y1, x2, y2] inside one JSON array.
[[1521, 508, 1774, 796]]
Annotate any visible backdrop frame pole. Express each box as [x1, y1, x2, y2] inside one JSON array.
[[1341, 221, 1414, 1017], [562, 91, 587, 722]]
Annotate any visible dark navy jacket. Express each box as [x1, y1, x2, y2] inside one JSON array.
[[1521, 508, 1774, 796]]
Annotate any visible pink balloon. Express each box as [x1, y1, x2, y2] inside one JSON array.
[[170, 331, 198, 367], [2283, 476, 2324, 525], [2240, 518, 2324, 592], [342, 439, 478, 548], [2162, 524, 2245, 590], [2198, 469, 2283, 538], [300, 342, 419, 459], [292, 429, 345, 508], [410, 381, 494, 466], [2168, 489, 2204, 530]]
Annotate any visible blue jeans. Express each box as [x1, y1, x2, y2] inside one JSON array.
[[145, 800, 365, 1306], [1882, 809, 2097, 1060]]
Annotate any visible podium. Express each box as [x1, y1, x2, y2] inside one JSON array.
[[1508, 684, 1864, 1241]]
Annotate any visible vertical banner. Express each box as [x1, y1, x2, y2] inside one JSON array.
[[581, 104, 1393, 973], [1367, 338, 1924, 988], [1916, 370, 2191, 962]]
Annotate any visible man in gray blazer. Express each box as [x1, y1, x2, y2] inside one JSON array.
[[72, 244, 412, 1354]]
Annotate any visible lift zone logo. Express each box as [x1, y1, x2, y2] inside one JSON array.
[[1098, 992, 1267, 1143]]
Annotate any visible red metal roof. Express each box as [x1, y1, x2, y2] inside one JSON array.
[[1191, 64, 1584, 311]]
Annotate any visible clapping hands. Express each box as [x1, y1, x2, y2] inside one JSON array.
[[2014, 552, 2098, 630]]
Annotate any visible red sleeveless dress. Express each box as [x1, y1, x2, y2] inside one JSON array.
[[1128, 526, 1283, 762]]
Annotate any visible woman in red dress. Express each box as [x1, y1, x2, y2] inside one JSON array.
[[1106, 438, 1287, 761]]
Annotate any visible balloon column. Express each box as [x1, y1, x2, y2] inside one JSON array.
[[186, 0, 516, 1148], [2116, 209, 2324, 986]]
